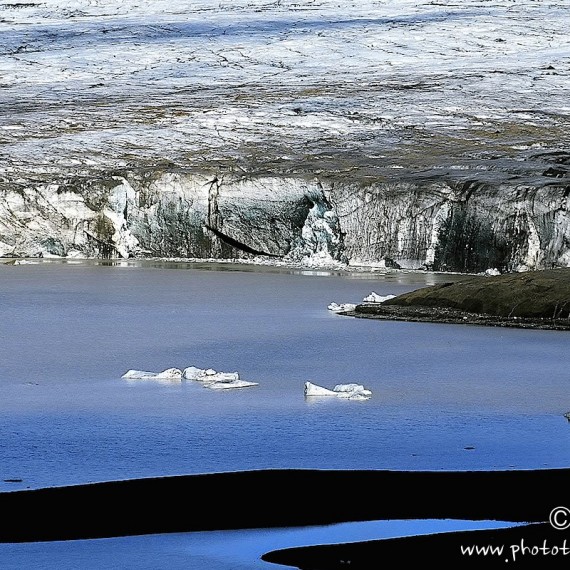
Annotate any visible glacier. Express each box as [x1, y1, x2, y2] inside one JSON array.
[[1, 0, 569, 272]]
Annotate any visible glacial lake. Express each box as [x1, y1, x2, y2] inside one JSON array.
[[0, 259, 568, 568]]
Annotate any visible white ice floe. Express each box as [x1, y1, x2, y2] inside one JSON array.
[[362, 292, 397, 303], [341, 392, 371, 401], [304, 381, 372, 400], [123, 365, 259, 389], [121, 369, 156, 379], [484, 268, 501, 276], [190, 366, 258, 390], [183, 366, 258, 390], [304, 381, 338, 397], [328, 292, 395, 312], [121, 368, 182, 380], [4, 259, 40, 265], [333, 383, 373, 398], [206, 379, 259, 390], [182, 366, 240, 383], [327, 302, 357, 313]]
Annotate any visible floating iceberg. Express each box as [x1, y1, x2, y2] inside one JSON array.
[[328, 293, 395, 313], [304, 381, 338, 397], [362, 292, 396, 303], [327, 302, 357, 313], [183, 366, 240, 382], [304, 381, 372, 400], [206, 379, 259, 390], [122, 366, 257, 389], [182, 366, 258, 390], [341, 392, 370, 401], [121, 368, 182, 380], [333, 383, 372, 398], [186, 366, 258, 390]]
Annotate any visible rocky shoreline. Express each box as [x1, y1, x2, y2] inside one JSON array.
[[343, 303, 570, 331]]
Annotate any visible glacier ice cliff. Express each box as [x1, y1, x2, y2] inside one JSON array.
[[2, 169, 569, 273], [1, 0, 569, 272], [0, 172, 345, 264]]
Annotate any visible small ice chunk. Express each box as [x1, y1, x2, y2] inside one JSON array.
[[126, 366, 254, 389], [121, 370, 157, 379], [485, 268, 501, 276], [333, 383, 372, 396], [363, 292, 396, 303], [154, 368, 182, 379], [328, 302, 357, 313], [203, 372, 240, 382], [333, 383, 363, 392], [182, 366, 206, 380], [12, 259, 37, 265], [205, 380, 259, 390], [347, 392, 371, 401], [183, 367, 240, 382], [305, 381, 372, 400], [121, 368, 182, 380], [304, 381, 338, 396]]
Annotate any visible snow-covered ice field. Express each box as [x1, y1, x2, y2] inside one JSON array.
[[1, 0, 569, 180]]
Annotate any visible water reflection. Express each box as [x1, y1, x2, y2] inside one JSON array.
[[16, 256, 472, 283]]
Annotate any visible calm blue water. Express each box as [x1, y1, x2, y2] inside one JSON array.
[[0, 260, 568, 567], [0, 519, 524, 570]]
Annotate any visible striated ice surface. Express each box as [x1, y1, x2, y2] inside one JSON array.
[[1, 0, 568, 176]]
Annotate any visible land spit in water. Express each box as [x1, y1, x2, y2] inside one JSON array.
[[341, 268, 570, 331]]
